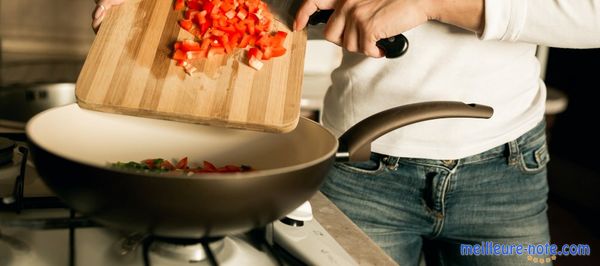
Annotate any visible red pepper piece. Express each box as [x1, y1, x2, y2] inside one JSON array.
[[203, 161, 218, 172], [173, 49, 186, 61], [174, 0, 185, 11], [179, 19, 194, 31], [271, 31, 287, 47], [176, 157, 189, 169], [143, 159, 156, 169], [187, 1, 201, 10], [248, 47, 263, 70], [270, 46, 286, 58], [160, 160, 176, 170], [181, 39, 201, 51]]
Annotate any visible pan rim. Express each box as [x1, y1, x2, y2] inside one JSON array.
[[26, 104, 339, 180]]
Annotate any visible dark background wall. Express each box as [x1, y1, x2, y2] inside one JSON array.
[[544, 48, 600, 266], [547, 48, 600, 168]]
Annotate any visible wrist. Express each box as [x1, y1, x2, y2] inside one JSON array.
[[421, 0, 485, 33], [420, 0, 443, 22]]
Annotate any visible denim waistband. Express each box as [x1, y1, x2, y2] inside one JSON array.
[[372, 120, 547, 169]]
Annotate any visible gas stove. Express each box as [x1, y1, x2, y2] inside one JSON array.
[[0, 133, 358, 266]]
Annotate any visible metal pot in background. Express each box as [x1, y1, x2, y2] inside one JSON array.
[[0, 83, 75, 199], [0, 83, 76, 130]]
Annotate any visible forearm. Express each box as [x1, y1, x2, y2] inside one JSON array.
[[428, 0, 600, 49], [478, 0, 600, 48], [512, 0, 600, 48], [427, 0, 485, 34]]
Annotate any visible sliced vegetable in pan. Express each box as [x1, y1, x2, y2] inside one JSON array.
[[171, 0, 288, 74], [111, 157, 253, 175]]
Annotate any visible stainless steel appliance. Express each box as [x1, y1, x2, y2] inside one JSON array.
[[0, 83, 76, 130]]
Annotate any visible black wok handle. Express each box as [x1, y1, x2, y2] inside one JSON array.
[[308, 10, 409, 58], [337, 102, 494, 162]]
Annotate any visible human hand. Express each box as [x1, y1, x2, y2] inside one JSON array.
[[92, 0, 126, 33], [295, 0, 435, 57]]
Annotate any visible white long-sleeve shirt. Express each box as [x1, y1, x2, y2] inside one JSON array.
[[321, 0, 600, 159]]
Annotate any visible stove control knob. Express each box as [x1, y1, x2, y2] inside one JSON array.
[[281, 201, 313, 227]]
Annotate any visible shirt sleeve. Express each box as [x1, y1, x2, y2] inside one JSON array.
[[480, 0, 600, 48]]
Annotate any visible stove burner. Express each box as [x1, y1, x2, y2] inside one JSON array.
[[111, 228, 289, 266], [0, 229, 30, 253], [148, 236, 224, 264]]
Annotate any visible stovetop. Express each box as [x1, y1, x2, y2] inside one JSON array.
[[0, 208, 300, 266], [0, 132, 358, 266]]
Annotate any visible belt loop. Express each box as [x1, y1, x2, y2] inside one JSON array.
[[507, 140, 520, 166], [382, 155, 400, 170], [389, 156, 400, 170]]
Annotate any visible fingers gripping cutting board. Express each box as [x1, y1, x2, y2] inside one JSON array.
[[76, 0, 307, 133]]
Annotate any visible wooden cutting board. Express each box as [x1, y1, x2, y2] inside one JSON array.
[[76, 0, 307, 133]]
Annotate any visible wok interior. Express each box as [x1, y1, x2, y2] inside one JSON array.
[[27, 104, 338, 174]]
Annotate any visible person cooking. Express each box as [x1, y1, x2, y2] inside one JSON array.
[[92, 0, 600, 264]]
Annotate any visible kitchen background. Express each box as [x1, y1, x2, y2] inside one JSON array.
[[0, 0, 95, 85], [1, 0, 598, 265]]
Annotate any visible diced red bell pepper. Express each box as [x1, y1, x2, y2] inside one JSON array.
[[204, 2, 215, 15], [211, 38, 223, 47], [217, 165, 242, 172], [187, 1, 201, 11], [174, 0, 185, 11], [221, 35, 232, 54], [225, 10, 236, 19], [179, 19, 194, 31], [248, 47, 263, 70], [237, 9, 248, 20], [221, 1, 234, 12], [248, 47, 262, 58], [173, 49, 187, 61], [271, 31, 287, 47], [248, 35, 257, 46], [203, 161, 218, 172], [256, 33, 270, 49], [200, 38, 211, 50], [271, 46, 286, 57], [229, 32, 241, 47], [160, 160, 176, 170], [181, 39, 201, 51], [211, 29, 226, 36], [196, 11, 208, 25], [225, 165, 241, 171], [176, 157, 189, 169], [185, 10, 198, 20], [171, 0, 287, 71]]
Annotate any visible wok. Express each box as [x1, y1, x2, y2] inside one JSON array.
[[26, 101, 493, 238]]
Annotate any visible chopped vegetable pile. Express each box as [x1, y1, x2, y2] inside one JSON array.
[[171, 0, 288, 73], [111, 157, 252, 175]]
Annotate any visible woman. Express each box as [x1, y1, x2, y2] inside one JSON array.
[[93, 0, 600, 264]]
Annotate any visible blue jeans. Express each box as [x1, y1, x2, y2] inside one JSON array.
[[321, 121, 551, 265]]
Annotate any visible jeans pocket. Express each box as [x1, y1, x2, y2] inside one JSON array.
[[334, 157, 386, 175], [519, 142, 550, 174]]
